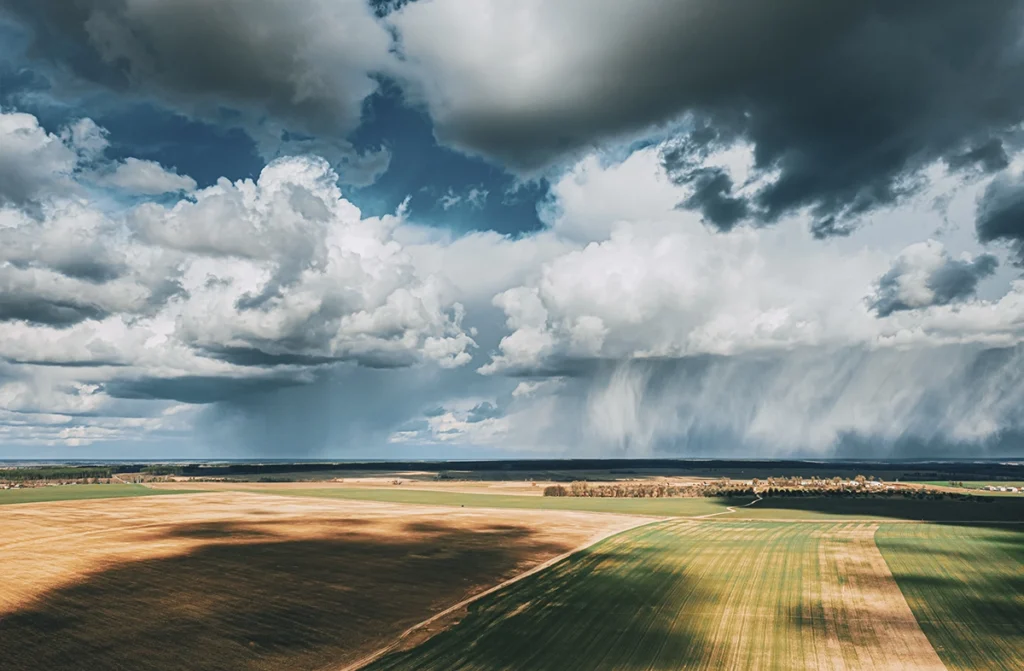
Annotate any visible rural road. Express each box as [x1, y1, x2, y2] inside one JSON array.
[[695, 495, 763, 518]]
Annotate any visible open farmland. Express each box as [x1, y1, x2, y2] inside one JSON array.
[[0, 491, 645, 671], [151, 479, 1024, 522], [159, 483, 753, 517], [728, 495, 1024, 523], [0, 483, 196, 506], [919, 481, 1024, 495], [367, 520, 946, 670], [876, 524, 1024, 670]]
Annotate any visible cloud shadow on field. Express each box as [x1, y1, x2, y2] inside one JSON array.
[[738, 494, 1024, 531], [0, 518, 567, 671], [875, 525, 1024, 668], [367, 534, 714, 671]]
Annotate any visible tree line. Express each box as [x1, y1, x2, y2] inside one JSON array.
[[0, 466, 113, 482], [544, 480, 755, 498]]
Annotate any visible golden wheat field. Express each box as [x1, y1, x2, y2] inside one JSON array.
[[0, 491, 644, 671]]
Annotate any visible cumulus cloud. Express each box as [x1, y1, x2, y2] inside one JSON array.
[[0, 113, 94, 208], [130, 156, 475, 369], [390, 0, 1024, 233], [95, 157, 197, 194], [482, 147, 1024, 376], [870, 241, 998, 317], [0, 114, 476, 445]]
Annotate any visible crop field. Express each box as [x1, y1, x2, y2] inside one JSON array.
[[0, 483, 195, 505], [147, 481, 1024, 522], [238, 486, 752, 517], [245, 486, 1024, 523], [876, 524, 1024, 670], [4, 482, 1020, 671], [0, 491, 644, 671], [728, 496, 1024, 523], [920, 481, 1024, 495], [368, 520, 945, 670]]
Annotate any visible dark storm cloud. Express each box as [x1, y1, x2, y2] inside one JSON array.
[[678, 168, 749, 231], [104, 374, 309, 405], [871, 251, 999, 317], [49, 258, 125, 284], [0, 0, 392, 177], [947, 138, 1011, 174], [5, 258, 124, 284], [395, 1, 1024, 234], [199, 346, 339, 369], [976, 173, 1024, 264], [663, 1, 1024, 234], [0, 294, 108, 327]]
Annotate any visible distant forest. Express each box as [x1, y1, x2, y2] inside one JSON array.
[[3, 459, 1022, 482]]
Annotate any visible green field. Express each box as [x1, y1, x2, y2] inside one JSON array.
[[261, 487, 1024, 523], [0, 484, 196, 506], [730, 496, 1024, 523], [367, 520, 947, 670], [260, 487, 752, 517], [921, 481, 1024, 495], [877, 525, 1024, 670]]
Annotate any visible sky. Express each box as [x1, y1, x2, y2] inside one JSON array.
[[1, 0, 1024, 460]]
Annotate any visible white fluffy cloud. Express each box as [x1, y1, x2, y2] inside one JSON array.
[[96, 158, 197, 194], [0, 113, 92, 207], [481, 148, 1024, 375], [0, 114, 479, 444], [133, 155, 474, 368]]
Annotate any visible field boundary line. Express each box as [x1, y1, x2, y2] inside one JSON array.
[[332, 515, 671, 671]]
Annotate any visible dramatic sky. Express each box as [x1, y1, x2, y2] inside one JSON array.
[[2, 0, 1024, 459]]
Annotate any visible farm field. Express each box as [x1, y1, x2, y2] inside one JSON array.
[[876, 525, 1024, 670], [367, 520, 947, 671], [729, 496, 1024, 523], [235, 485, 753, 517], [0, 483, 196, 506], [158, 478, 553, 496], [0, 491, 644, 671], [207, 484, 1024, 523], [919, 481, 1024, 495]]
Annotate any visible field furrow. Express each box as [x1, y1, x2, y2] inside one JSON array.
[[877, 524, 1024, 671], [368, 520, 942, 670]]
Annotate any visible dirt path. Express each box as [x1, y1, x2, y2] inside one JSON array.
[[333, 516, 669, 671], [694, 494, 763, 518]]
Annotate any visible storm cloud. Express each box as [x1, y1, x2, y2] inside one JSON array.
[[0, 0, 394, 177], [393, 0, 1024, 233], [977, 173, 1024, 264]]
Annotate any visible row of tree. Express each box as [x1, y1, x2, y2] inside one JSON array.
[[0, 466, 113, 483], [543, 481, 755, 498], [758, 487, 975, 501]]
